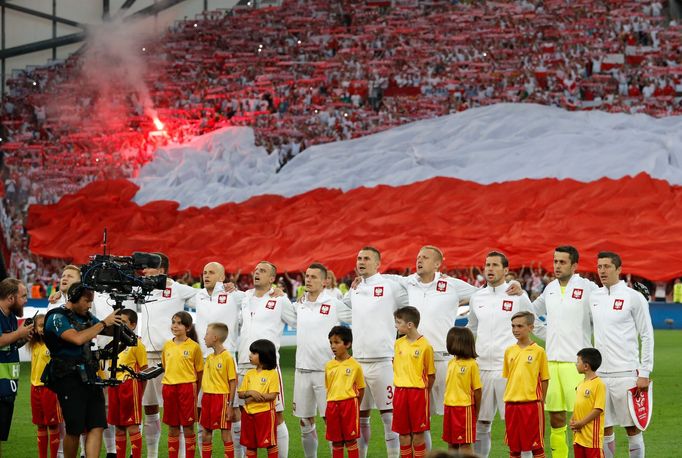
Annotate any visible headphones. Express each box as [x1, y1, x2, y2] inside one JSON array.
[[67, 282, 87, 303]]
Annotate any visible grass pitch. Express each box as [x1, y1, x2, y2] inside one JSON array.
[[3, 330, 679, 457]]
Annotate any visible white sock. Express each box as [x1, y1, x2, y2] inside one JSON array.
[[178, 431, 185, 458], [603, 433, 616, 458], [359, 417, 371, 458], [300, 418, 318, 458], [103, 424, 116, 453], [380, 412, 400, 458], [197, 423, 203, 451], [277, 421, 289, 458], [144, 413, 161, 458], [57, 422, 65, 458], [79, 434, 86, 457], [628, 433, 645, 458], [232, 421, 243, 458], [423, 430, 432, 450], [474, 422, 492, 458]]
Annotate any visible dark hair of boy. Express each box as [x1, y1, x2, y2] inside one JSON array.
[[308, 263, 328, 279], [555, 245, 579, 264], [328, 325, 353, 345], [120, 309, 138, 325], [249, 339, 278, 370], [486, 250, 509, 268], [577, 347, 602, 372], [360, 246, 381, 261]]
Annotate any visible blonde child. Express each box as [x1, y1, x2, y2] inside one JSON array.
[[503, 311, 550, 458], [200, 323, 237, 458]]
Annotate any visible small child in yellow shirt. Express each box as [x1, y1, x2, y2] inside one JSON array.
[[200, 322, 237, 458], [161, 311, 204, 458], [442, 326, 482, 454], [570, 348, 606, 458], [325, 325, 365, 458], [503, 311, 550, 458], [237, 339, 280, 458], [28, 314, 62, 458]]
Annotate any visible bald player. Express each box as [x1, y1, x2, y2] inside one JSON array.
[[192, 262, 244, 357], [191, 261, 245, 455], [381, 245, 524, 450]]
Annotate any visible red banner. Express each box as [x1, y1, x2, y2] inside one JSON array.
[[27, 174, 682, 280]]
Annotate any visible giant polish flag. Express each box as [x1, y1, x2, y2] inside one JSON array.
[[27, 104, 682, 280]]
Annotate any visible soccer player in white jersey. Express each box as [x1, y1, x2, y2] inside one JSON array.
[[236, 261, 297, 458], [130, 253, 198, 458], [192, 262, 244, 357], [466, 251, 539, 458], [292, 263, 352, 458], [47, 265, 81, 311], [190, 261, 245, 455], [590, 251, 654, 458], [531, 246, 599, 458], [379, 245, 524, 450], [343, 246, 409, 458]]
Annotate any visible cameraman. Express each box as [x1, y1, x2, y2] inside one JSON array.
[[44, 282, 122, 458]]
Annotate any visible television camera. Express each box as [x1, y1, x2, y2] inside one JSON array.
[[81, 247, 167, 386]]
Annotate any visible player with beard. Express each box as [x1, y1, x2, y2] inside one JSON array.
[[531, 246, 599, 458], [0, 278, 32, 454], [466, 251, 542, 458]]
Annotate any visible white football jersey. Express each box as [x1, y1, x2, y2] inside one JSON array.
[[237, 289, 296, 368], [294, 290, 352, 371], [190, 282, 244, 356], [344, 273, 409, 361], [590, 280, 654, 377], [466, 281, 534, 370], [532, 274, 598, 362], [127, 280, 198, 352]]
